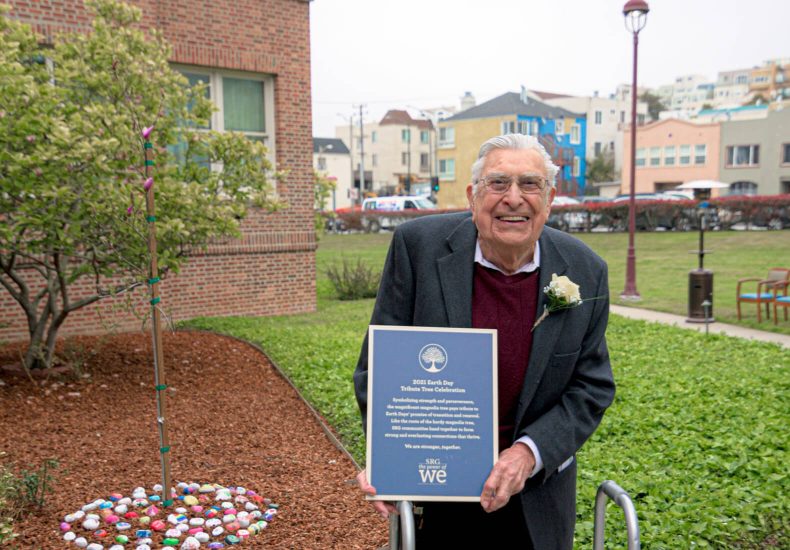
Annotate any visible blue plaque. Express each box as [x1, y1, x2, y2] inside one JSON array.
[[366, 326, 498, 502]]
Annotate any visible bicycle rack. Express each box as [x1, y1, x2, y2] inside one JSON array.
[[593, 480, 641, 550]]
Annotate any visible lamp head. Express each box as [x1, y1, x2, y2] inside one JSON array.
[[623, 0, 649, 33]]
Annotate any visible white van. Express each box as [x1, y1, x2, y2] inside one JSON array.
[[361, 196, 436, 231]]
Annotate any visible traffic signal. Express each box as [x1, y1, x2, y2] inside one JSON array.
[[431, 176, 440, 193]]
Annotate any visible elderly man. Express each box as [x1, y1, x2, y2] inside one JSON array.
[[353, 134, 615, 548]]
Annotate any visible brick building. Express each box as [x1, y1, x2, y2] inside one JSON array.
[[1, 0, 316, 342]]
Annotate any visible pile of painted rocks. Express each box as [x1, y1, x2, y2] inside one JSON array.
[[59, 482, 279, 549]]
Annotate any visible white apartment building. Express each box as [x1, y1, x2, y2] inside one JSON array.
[[313, 138, 353, 211], [543, 92, 647, 171], [336, 110, 434, 196], [714, 68, 751, 108]]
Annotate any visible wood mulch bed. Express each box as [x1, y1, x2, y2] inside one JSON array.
[[0, 331, 388, 549]]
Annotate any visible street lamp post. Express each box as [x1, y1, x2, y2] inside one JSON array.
[[621, 0, 649, 300]]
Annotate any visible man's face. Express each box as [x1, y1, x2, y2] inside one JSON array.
[[466, 148, 555, 258]]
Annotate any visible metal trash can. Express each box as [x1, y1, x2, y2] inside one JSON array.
[[688, 269, 714, 322]]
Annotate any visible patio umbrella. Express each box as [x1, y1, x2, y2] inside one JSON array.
[[675, 180, 730, 190]]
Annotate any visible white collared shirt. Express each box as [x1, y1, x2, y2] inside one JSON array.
[[474, 239, 545, 477]]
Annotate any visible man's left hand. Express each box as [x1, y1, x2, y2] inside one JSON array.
[[480, 442, 535, 513]]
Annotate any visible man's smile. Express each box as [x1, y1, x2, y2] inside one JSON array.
[[496, 215, 530, 223]]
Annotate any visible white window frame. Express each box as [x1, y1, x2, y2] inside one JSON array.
[[726, 145, 760, 167], [782, 143, 790, 165], [439, 158, 455, 180], [570, 123, 581, 144], [594, 111, 602, 125], [664, 146, 676, 166], [694, 144, 707, 165], [555, 119, 564, 136], [438, 127, 455, 148], [679, 145, 691, 165], [572, 156, 580, 177], [649, 147, 661, 166], [173, 64, 276, 166], [635, 148, 646, 167]]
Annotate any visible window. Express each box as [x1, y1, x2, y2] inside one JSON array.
[[420, 153, 430, 171], [173, 67, 275, 165], [637, 114, 646, 125], [401, 152, 409, 166], [664, 146, 676, 166], [439, 158, 455, 180], [420, 130, 429, 144], [729, 181, 758, 195], [555, 119, 565, 135], [635, 148, 646, 167], [501, 121, 516, 134], [594, 142, 602, 156], [371, 131, 377, 143], [372, 154, 378, 167], [594, 111, 602, 125], [438, 127, 455, 147], [694, 144, 707, 165], [679, 145, 691, 165], [530, 120, 539, 136], [317, 157, 327, 170], [401, 129, 411, 143], [570, 124, 580, 144], [726, 145, 760, 167], [517, 120, 529, 135], [650, 147, 661, 166], [782, 143, 790, 164], [572, 156, 580, 177], [620, 111, 625, 123]]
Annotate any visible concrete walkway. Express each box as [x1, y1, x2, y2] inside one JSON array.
[[610, 305, 790, 349]]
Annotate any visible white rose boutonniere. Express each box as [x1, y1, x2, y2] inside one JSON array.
[[532, 273, 595, 331]]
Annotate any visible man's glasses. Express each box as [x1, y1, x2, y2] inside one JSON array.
[[479, 173, 547, 195]]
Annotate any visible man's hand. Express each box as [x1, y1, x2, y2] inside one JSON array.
[[480, 442, 536, 513], [356, 469, 399, 519]]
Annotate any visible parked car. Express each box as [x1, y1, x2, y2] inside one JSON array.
[[360, 195, 436, 231], [549, 195, 586, 232]]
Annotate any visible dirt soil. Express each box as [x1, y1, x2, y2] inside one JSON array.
[[0, 331, 388, 549]]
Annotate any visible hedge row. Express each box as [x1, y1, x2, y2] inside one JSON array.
[[323, 195, 790, 233]]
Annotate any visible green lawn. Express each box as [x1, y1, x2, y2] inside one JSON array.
[[183, 228, 789, 548]]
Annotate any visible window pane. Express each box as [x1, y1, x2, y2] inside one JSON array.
[[783, 144, 790, 164], [752, 145, 759, 165], [180, 72, 211, 129], [223, 77, 265, 133]]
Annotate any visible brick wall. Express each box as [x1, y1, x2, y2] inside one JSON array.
[[1, 0, 316, 343]]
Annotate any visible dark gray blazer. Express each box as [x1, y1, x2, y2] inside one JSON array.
[[354, 211, 615, 549]]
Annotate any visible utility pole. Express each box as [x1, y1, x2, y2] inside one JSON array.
[[355, 104, 367, 206], [406, 122, 411, 194], [337, 111, 356, 208]]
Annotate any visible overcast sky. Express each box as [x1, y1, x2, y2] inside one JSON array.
[[310, 0, 788, 137]]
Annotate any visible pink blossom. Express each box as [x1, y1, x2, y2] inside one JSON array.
[[126, 205, 134, 215], [144, 177, 154, 191], [26, 135, 35, 143], [33, 168, 43, 177], [142, 126, 154, 139]]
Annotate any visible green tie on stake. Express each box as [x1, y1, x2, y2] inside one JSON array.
[[141, 125, 173, 507]]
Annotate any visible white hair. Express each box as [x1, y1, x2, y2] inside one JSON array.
[[471, 134, 559, 195]]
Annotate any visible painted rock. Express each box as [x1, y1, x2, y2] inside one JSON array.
[[208, 544, 225, 549], [180, 536, 200, 550], [244, 502, 258, 512], [199, 484, 214, 494], [195, 532, 210, 543], [115, 522, 131, 531], [124, 511, 139, 520], [114, 504, 128, 515], [82, 518, 100, 530], [64, 532, 76, 541], [135, 529, 152, 539], [108, 493, 123, 502], [205, 518, 221, 528], [237, 518, 250, 529], [137, 539, 153, 546], [138, 516, 151, 525], [183, 495, 198, 506], [65, 511, 84, 522], [237, 529, 250, 539], [205, 509, 218, 519], [222, 514, 236, 524], [224, 508, 237, 516], [99, 501, 113, 509], [177, 523, 190, 533], [220, 502, 234, 510], [248, 524, 260, 535], [215, 490, 232, 501], [93, 529, 108, 537], [150, 519, 166, 531], [249, 511, 262, 520], [162, 538, 180, 547], [149, 495, 161, 502], [74, 537, 88, 548], [198, 495, 210, 504], [189, 517, 205, 526], [190, 505, 203, 514], [86, 543, 103, 550], [109, 546, 125, 550], [153, 483, 163, 493], [115, 534, 129, 544], [145, 505, 159, 517], [225, 521, 240, 533], [176, 514, 189, 523], [137, 545, 152, 550], [60, 522, 71, 531], [81, 500, 101, 512], [176, 482, 188, 491], [133, 498, 149, 507], [187, 527, 204, 535], [264, 511, 276, 521], [165, 528, 181, 537], [212, 526, 225, 536], [233, 496, 248, 504], [256, 520, 268, 530], [105, 514, 119, 524], [175, 507, 188, 514], [224, 534, 241, 545]]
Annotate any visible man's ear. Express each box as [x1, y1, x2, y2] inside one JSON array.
[[545, 186, 557, 210], [466, 184, 475, 209]]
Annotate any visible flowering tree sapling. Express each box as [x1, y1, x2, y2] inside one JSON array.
[[0, 0, 283, 370]]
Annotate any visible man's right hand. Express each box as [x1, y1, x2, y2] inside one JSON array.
[[356, 469, 398, 519]]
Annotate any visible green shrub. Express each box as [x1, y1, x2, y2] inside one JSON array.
[[0, 462, 18, 545], [0, 456, 59, 543], [325, 259, 380, 300]]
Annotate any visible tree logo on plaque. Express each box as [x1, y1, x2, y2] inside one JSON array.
[[419, 344, 448, 373]]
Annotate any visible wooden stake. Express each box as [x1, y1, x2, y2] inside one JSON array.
[[143, 139, 173, 506]]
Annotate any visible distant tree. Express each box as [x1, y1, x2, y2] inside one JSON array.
[[0, 0, 283, 370], [744, 93, 768, 106], [314, 171, 336, 234], [586, 153, 615, 184], [701, 103, 713, 110], [639, 91, 667, 121]]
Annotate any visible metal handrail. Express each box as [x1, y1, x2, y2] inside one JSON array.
[[388, 501, 415, 550], [593, 480, 640, 550]]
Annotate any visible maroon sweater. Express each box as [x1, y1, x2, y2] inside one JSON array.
[[471, 264, 539, 452]]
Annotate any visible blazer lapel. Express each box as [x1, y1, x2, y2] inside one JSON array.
[[437, 217, 477, 328], [516, 229, 571, 420]]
